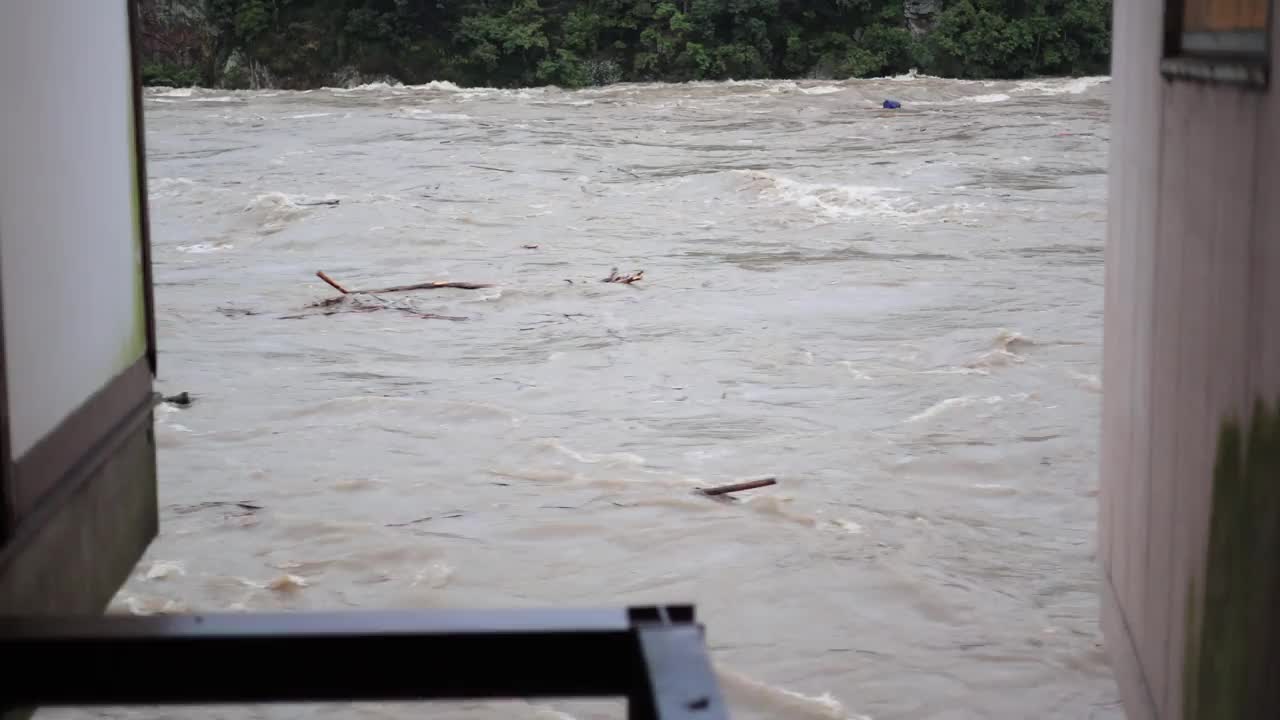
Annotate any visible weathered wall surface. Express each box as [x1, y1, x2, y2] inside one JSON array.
[[1099, 2, 1280, 718]]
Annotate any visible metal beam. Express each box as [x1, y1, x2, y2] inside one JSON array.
[[0, 606, 728, 720], [633, 623, 728, 720]]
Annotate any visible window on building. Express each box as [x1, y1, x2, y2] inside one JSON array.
[[1180, 0, 1270, 55], [1164, 0, 1271, 85]]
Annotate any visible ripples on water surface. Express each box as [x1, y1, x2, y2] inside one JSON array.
[[61, 75, 1119, 720]]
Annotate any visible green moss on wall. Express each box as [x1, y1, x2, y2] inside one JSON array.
[[122, 47, 148, 373], [1183, 397, 1280, 718]]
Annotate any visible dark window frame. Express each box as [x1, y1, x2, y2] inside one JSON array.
[[1162, 0, 1272, 87]]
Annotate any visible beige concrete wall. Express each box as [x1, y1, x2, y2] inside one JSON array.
[[1100, 1, 1165, 715], [1100, 3, 1280, 719]]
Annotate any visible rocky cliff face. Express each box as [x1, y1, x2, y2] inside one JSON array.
[[904, 0, 943, 37], [137, 0, 215, 85], [137, 0, 398, 89]]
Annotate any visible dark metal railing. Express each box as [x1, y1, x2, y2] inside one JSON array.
[[0, 604, 727, 720]]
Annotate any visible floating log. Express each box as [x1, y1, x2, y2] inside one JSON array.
[[359, 280, 493, 292], [695, 477, 777, 497], [170, 500, 262, 515], [315, 271, 491, 294]]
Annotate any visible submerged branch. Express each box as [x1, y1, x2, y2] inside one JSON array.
[[695, 477, 778, 498], [315, 271, 492, 294]]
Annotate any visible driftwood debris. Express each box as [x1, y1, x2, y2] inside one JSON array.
[[695, 477, 778, 501], [300, 271, 489, 321], [603, 267, 644, 284], [386, 511, 465, 528], [170, 500, 262, 515], [316, 271, 492, 294], [292, 294, 468, 321]]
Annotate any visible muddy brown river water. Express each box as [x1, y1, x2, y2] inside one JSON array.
[[48, 74, 1119, 720]]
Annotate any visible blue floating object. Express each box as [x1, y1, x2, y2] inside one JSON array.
[[882, 99, 901, 109]]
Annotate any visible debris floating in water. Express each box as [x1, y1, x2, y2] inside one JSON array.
[[294, 270, 489, 321], [695, 477, 778, 501], [267, 574, 310, 593], [315, 270, 492, 294], [603, 267, 644, 284], [882, 99, 901, 109], [162, 391, 193, 407]]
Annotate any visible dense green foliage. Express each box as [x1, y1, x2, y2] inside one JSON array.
[[143, 0, 1111, 89]]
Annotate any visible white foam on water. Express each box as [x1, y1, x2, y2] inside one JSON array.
[[1068, 369, 1102, 392], [177, 242, 233, 254], [799, 85, 844, 95], [243, 191, 340, 233], [288, 112, 335, 119], [1018, 76, 1109, 95], [397, 107, 473, 121], [918, 367, 990, 376], [966, 93, 1012, 104], [739, 170, 920, 222], [828, 519, 865, 535], [873, 68, 936, 82], [766, 80, 801, 93], [150, 176, 198, 199], [972, 483, 1018, 496], [143, 561, 186, 581], [837, 361, 873, 380], [906, 395, 1012, 424], [542, 438, 646, 467], [410, 562, 455, 588], [391, 79, 472, 92], [339, 81, 404, 92], [716, 665, 872, 720], [113, 595, 190, 616]]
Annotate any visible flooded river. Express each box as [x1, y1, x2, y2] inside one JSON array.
[[77, 75, 1117, 720]]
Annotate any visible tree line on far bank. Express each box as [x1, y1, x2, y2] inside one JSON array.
[[141, 0, 1112, 89]]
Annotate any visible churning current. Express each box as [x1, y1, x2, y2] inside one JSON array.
[[66, 74, 1119, 720]]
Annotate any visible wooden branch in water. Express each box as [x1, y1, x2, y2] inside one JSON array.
[[696, 477, 777, 497], [357, 280, 494, 292], [315, 271, 492, 294], [316, 271, 351, 294]]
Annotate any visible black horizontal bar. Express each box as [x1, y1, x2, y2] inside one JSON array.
[[0, 608, 702, 708]]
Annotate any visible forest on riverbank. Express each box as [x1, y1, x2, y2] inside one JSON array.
[[140, 0, 1111, 89]]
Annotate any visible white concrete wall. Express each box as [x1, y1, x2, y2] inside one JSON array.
[[0, 1, 148, 458]]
